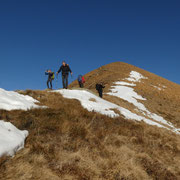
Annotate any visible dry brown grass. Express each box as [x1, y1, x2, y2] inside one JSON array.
[[0, 89, 180, 180], [89, 98, 97, 102]]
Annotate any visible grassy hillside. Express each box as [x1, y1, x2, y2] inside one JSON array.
[[70, 62, 180, 128], [0, 89, 180, 180]]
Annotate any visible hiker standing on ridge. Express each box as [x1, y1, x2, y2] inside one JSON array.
[[96, 83, 105, 98], [45, 69, 54, 89], [56, 61, 72, 89], [77, 75, 85, 88]]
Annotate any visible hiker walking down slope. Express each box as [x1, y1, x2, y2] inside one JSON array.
[[77, 75, 85, 88], [56, 61, 73, 89], [45, 69, 54, 89], [96, 83, 105, 98]]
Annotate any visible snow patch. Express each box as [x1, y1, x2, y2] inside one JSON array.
[[107, 71, 179, 134], [152, 85, 162, 91], [0, 120, 28, 157], [125, 71, 147, 82], [108, 84, 175, 128], [0, 88, 40, 111], [162, 85, 167, 89], [114, 82, 136, 86], [53, 89, 169, 131], [108, 85, 147, 111], [54, 89, 119, 117], [152, 85, 167, 91]]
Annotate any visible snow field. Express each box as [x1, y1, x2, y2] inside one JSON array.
[[0, 88, 39, 111], [0, 88, 40, 158], [55, 89, 170, 131], [0, 120, 28, 157], [108, 71, 180, 133]]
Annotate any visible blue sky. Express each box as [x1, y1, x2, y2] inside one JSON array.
[[0, 0, 179, 90]]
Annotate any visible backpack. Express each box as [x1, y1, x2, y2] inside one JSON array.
[[82, 76, 85, 83], [51, 72, 55, 80], [78, 75, 82, 82], [96, 84, 99, 90]]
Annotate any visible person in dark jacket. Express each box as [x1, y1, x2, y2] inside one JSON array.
[[45, 69, 54, 89], [56, 61, 73, 89], [96, 83, 105, 98]]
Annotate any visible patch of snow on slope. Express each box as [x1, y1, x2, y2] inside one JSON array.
[[115, 82, 136, 86], [0, 88, 39, 111], [0, 120, 28, 157], [108, 84, 174, 127], [161, 85, 167, 89], [152, 85, 162, 90], [108, 84, 147, 111], [54, 89, 168, 130], [54, 89, 119, 117], [125, 71, 147, 82], [152, 85, 167, 91], [108, 71, 180, 133]]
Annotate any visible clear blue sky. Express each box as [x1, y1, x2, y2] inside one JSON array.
[[0, 0, 179, 90]]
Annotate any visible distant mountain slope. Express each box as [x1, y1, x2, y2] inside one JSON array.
[[70, 62, 180, 128]]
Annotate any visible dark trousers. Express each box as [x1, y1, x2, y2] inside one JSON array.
[[98, 89, 103, 98], [47, 79, 52, 89], [78, 81, 84, 88], [62, 74, 69, 89]]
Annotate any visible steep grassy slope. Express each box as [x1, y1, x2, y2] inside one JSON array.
[[70, 62, 180, 128], [0, 90, 180, 180]]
